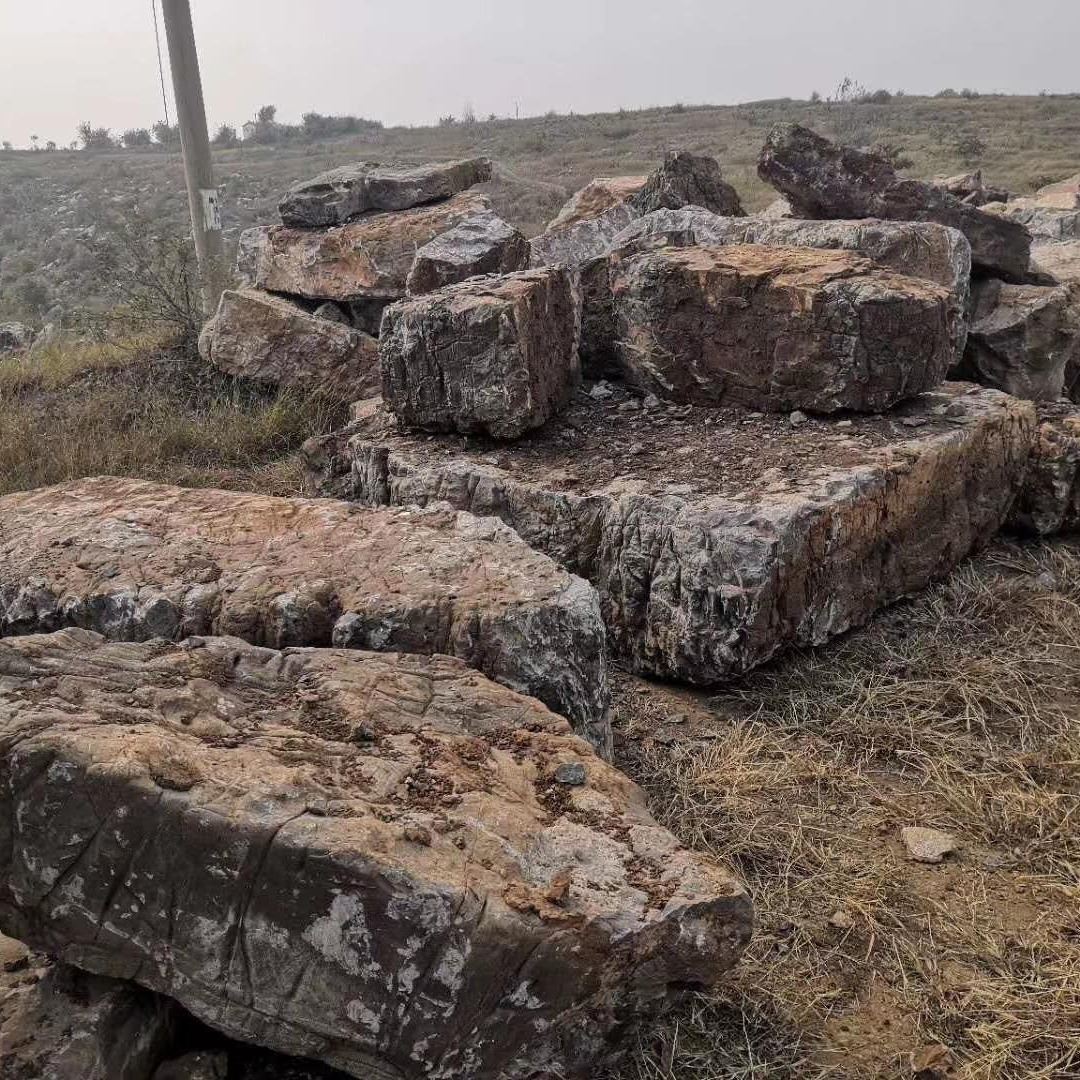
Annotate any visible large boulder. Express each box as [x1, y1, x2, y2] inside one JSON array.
[[0, 629, 752, 1080], [305, 384, 1034, 687], [238, 191, 492, 304], [605, 244, 955, 413], [1031, 241, 1080, 285], [0, 959, 177, 1080], [1037, 172, 1080, 200], [198, 289, 380, 400], [529, 201, 639, 270], [758, 124, 1032, 281], [630, 151, 745, 217], [278, 158, 492, 228], [406, 210, 529, 295], [985, 199, 1080, 243], [547, 176, 648, 230], [381, 268, 581, 439], [1008, 404, 1080, 536], [957, 278, 1079, 400], [0, 477, 609, 752]]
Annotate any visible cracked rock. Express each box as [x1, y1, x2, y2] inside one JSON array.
[[0, 630, 751, 1080], [406, 210, 529, 295], [0, 477, 610, 753], [1007, 403, 1080, 535]]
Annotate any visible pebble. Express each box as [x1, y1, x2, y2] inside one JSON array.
[[901, 826, 959, 864], [590, 381, 614, 401], [901, 416, 929, 428], [554, 762, 588, 787], [789, 411, 809, 427]]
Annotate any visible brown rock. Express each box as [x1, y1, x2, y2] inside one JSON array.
[[0, 477, 610, 751], [758, 124, 1032, 281], [278, 158, 492, 228], [957, 278, 1078, 400], [381, 268, 581, 439], [239, 191, 492, 304], [0, 961, 177, 1080], [0, 630, 752, 1080], [305, 384, 1033, 686], [198, 289, 380, 400], [631, 151, 745, 217], [406, 209, 528, 295], [1037, 172, 1080, 200], [1008, 404, 1080, 536], [901, 827, 959, 864], [607, 244, 955, 412], [548, 176, 648, 230], [529, 201, 640, 270]]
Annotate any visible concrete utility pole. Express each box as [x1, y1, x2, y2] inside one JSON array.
[[161, 0, 225, 316]]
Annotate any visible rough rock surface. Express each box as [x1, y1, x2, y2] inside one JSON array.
[[406, 210, 529, 295], [548, 176, 647, 230], [1038, 172, 1080, 200], [604, 244, 955, 412], [957, 278, 1078, 400], [198, 290, 381, 400], [985, 200, 1080, 243], [304, 383, 1033, 686], [0, 959, 177, 1080], [934, 170, 1010, 207], [0, 477, 609, 751], [528, 201, 639, 270], [0, 322, 32, 356], [239, 192, 492, 303], [1008, 404, 1080, 535], [758, 124, 1032, 281], [630, 151, 745, 217], [0, 630, 752, 1080], [279, 159, 492, 228], [1031, 241, 1080, 285], [381, 268, 581, 439]]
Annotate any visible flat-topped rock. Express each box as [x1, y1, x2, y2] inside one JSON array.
[[381, 268, 581, 439], [279, 158, 492, 228], [758, 124, 1031, 281], [0, 478, 609, 751], [198, 289, 380, 400], [304, 383, 1034, 686], [1008, 403, 1080, 536], [0, 630, 751, 1080], [239, 191, 492, 304], [957, 278, 1078, 400], [406, 209, 528, 295], [603, 244, 955, 412], [986, 200, 1080, 242]]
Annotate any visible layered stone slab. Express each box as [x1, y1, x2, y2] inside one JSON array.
[[604, 244, 955, 413], [1008, 404, 1080, 536], [0, 477, 609, 751], [0, 630, 752, 1080], [381, 268, 581, 439], [198, 289, 381, 400], [279, 158, 492, 228], [304, 383, 1034, 686], [406, 210, 529, 295], [238, 191, 492, 304], [758, 123, 1031, 281]]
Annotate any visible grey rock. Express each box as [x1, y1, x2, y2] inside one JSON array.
[[1007, 404, 1080, 536], [630, 151, 745, 217], [901, 827, 959, 865], [154, 1052, 229, 1080], [0, 630, 751, 1080], [313, 300, 353, 325], [279, 158, 492, 228], [0, 962, 177, 1080], [199, 289, 381, 400], [407, 210, 529, 295], [934, 170, 1010, 207], [304, 385, 1034, 687], [986, 200, 1080, 243], [956, 278, 1079, 401], [529, 201, 639, 270], [605, 244, 955, 413], [0, 477, 611, 754], [758, 124, 1031, 281], [381, 268, 581, 439], [554, 762, 588, 786], [0, 322, 32, 356]]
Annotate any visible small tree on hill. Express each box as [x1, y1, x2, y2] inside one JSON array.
[[122, 128, 153, 149], [77, 122, 116, 151], [152, 121, 181, 148], [212, 124, 239, 148]]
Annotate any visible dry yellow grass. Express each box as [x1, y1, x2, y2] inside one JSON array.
[[606, 542, 1080, 1080]]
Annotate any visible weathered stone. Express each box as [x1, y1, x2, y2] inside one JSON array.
[[0, 477, 609, 751], [901, 827, 958, 865], [758, 124, 1032, 281], [305, 384, 1034, 687], [631, 151, 745, 217], [1031, 241, 1080, 284], [279, 158, 492, 228], [198, 289, 380, 400], [956, 278, 1078, 400], [604, 244, 955, 412], [934, 170, 1010, 207], [0, 630, 752, 1080], [406, 210, 529, 295], [548, 176, 648, 230], [239, 191, 492, 304], [985, 199, 1080, 243], [1037, 172, 1080, 200], [529, 201, 639, 270], [1007, 404, 1080, 536], [0, 322, 32, 356], [381, 268, 581, 439], [0, 960, 177, 1080], [757, 197, 793, 220]]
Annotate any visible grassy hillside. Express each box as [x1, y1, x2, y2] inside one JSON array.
[[2, 93, 1080, 323]]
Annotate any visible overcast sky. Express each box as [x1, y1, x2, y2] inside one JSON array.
[[1, 0, 1077, 146]]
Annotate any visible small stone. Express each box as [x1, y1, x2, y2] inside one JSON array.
[[554, 762, 588, 787], [902, 416, 930, 428], [0, 933, 29, 973], [902, 826, 959, 864], [910, 1043, 956, 1080], [590, 381, 614, 400], [790, 410, 809, 427], [835, 419, 854, 430], [828, 910, 854, 930], [404, 823, 433, 846], [643, 393, 661, 410]]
